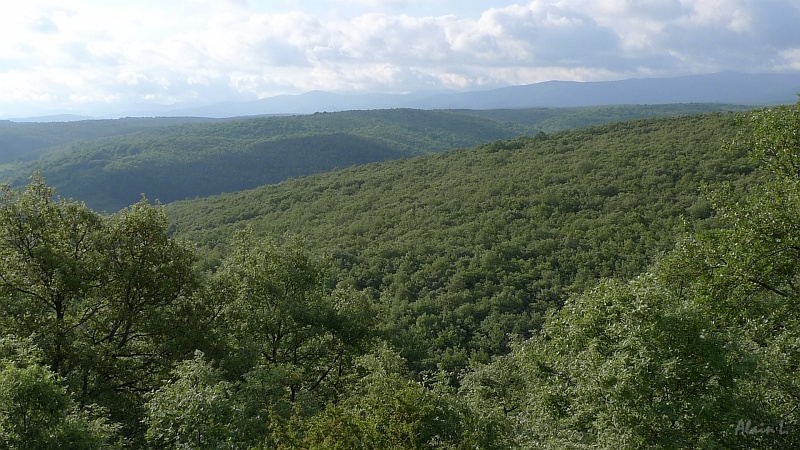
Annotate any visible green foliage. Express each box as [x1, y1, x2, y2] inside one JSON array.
[[167, 112, 754, 377], [210, 231, 373, 398], [459, 344, 523, 438], [508, 276, 748, 449], [0, 175, 377, 447], [0, 176, 198, 442], [460, 103, 752, 132], [458, 102, 800, 449], [656, 102, 800, 448], [290, 345, 501, 450], [728, 102, 800, 178], [0, 117, 221, 165], [0, 174, 105, 376], [86, 197, 197, 394], [4, 109, 531, 211], [0, 338, 119, 450], [142, 232, 377, 448], [144, 351, 236, 450]]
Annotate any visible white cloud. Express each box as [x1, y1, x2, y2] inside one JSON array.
[[0, 0, 799, 116], [778, 48, 800, 71]]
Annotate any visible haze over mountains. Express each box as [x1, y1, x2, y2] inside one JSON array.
[[182, 71, 800, 118], [7, 71, 800, 121]]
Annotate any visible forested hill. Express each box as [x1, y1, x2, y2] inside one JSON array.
[[166, 111, 757, 375], [0, 116, 222, 164], [5, 105, 799, 448], [1, 104, 747, 212], [459, 102, 751, 131]]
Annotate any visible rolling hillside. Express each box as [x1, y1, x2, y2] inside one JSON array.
[[0, 116, 223, 164], [1, 104, 747, 212], [165, 111, 758, 375], [2, 109, 527, 211]]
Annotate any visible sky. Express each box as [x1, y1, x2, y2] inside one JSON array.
[[2, 0, 800, 117]]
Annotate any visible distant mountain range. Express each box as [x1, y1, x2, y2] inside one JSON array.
[[166, 71, 800, 118], [8, 114, 96, 123], [10, 71, 800, 121]]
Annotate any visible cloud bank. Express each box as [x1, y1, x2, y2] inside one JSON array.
[[1, 0, 799, 116]]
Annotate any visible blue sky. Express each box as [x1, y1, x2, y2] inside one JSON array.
[[2, 0, 800, 117]]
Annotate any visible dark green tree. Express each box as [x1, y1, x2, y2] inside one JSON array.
[[511, 275, 748, 449], [291, 344, 498, 449], [81, 198, 197, 406], [658, 102, 800, 448], [0, 336, 119, 450], [0, 175, 198, 441], [209, 231, 372, 401], [143, 351, 235, 450], [0, 174, 103, 378], [144, 230, 376, 448]]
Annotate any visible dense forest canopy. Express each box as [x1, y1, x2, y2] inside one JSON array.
[[1, 103, 799, 448], [0, 104, 749, 212], [166, 112, 755, 375]]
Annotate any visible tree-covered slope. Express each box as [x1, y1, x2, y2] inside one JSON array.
[[0, 116, 223, 164], [3, 109, 531, 211], [460, 103, 752, 132], [2, 104, 747, 212], [466, 103, 800, 449], [166, 112, 758, 375]]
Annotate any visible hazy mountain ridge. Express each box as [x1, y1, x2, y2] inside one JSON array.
[[0, 116, 226, 165], [167, 71, 800, 118], [7, 71, 795, 120], [7, 114, 95, 123]]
